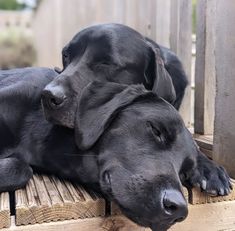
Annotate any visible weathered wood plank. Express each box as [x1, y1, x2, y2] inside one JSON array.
[[2, 175, 235, 230], [170, 0, 192, 127], [193, 134, 213, 159], [194, 0, 216, 135], [194, 134, 213, 150], [213, 0, 235, 178], [154, 0, 171, 47], [0, 192, 10, 229], [171, 201, 235, 231], [15, 175, 105, 226], [3, 203, 235, 231]]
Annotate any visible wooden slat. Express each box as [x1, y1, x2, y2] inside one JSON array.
[[170, 0, 192, 127], [171, 201, 235, 231], [15, 174, 105, 226], [194, 134, 213, 150], [0, 192, 10, 229], [2, 176, 235, 230], [213, 0, 235, 178], [194, 0, 216, 135], [154, 0, 171, 47], [2, 206, 235, 231], [194, 134, 213, 159]]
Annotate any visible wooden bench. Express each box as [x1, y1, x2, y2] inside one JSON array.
[[0, 174, 235, 231]]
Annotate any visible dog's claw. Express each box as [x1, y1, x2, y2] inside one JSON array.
[[187, 154, 232, 197], [201, 179, 207, 190]]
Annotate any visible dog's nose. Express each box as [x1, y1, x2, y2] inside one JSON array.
[[162, 189, 188, 223], [42, 85, 66, 109]]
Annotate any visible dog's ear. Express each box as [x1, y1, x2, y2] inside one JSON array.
[[75, 81, 147, 150], [144, 42, 176, 104]]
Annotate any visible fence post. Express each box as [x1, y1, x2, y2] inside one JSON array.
[[170, 0, 192, 127], [213, 0, 235, 177], [194, 0, 216, 135]]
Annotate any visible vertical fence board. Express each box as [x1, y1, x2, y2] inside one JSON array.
[[155, 0, 171, 47], [194, 0, 206, 134], [170, 0, 192, 127], [33, 0, 174, 69], [137, 0, 152, 37], [124, 0, 138, 29], [213, 0, 235, 177], [33, 0, 61, 67], [113, 0, 125, 24], [194, 0, 216, 135]]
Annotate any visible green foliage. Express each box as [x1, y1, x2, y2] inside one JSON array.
[[0, 0, 26, 10]]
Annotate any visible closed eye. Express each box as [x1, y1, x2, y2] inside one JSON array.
[[146, 121, 168, 147]]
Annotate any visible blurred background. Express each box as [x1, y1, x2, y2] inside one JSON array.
[[0, 0, 196, 69]]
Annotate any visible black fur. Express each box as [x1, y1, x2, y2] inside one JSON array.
[[0, 24, 232, 231], [41, 24, 185, 128]]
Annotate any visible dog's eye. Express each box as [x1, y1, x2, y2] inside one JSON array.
[[95, 62, 112, 68], [99, 62, 110, 66], [146, 121, 165, 143]]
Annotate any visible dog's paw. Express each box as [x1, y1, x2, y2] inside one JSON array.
[[188, 154, 232, 196]]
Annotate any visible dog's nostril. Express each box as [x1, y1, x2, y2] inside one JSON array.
[[50, 95, 64, 106], [162, 189, 188, 222], [42, 89, 65, 108], [164, 202, 177, 213]]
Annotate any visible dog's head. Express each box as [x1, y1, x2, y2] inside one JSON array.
[[41, 23, 175, 128], [74, 81, 199, 231]]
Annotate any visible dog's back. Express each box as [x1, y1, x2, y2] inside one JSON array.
[[0, 67, 57, 153]]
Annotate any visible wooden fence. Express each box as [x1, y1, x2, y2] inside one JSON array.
[[33, 0, 235, 178]]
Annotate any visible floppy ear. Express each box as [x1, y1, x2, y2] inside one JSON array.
[[75, 81, 148, 150], [145, 42, 176, 104]]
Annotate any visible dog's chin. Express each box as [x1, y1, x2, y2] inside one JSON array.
[[115, 203, 173, 231], [42, 106, 75, 129], [150, 223, 171, 231]]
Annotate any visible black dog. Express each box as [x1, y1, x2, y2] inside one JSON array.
[[0, 24, 232, 231], [42, 24, 187, 128]]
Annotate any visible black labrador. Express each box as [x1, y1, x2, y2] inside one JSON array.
[[0, 24, 232, 231], [42, 24, 187, 128]]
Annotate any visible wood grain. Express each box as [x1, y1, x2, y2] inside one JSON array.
[[194, 134, 213, 159], [0, 192, 10, 229], [1, 175, 235, 230], [213, 0, 235, 178], [2, 208, 235, 231], [15, 174, 105, 226], [194, 0, 216, 135]]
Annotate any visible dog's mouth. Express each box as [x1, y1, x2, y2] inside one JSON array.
[[118, 204, 174, 231]]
